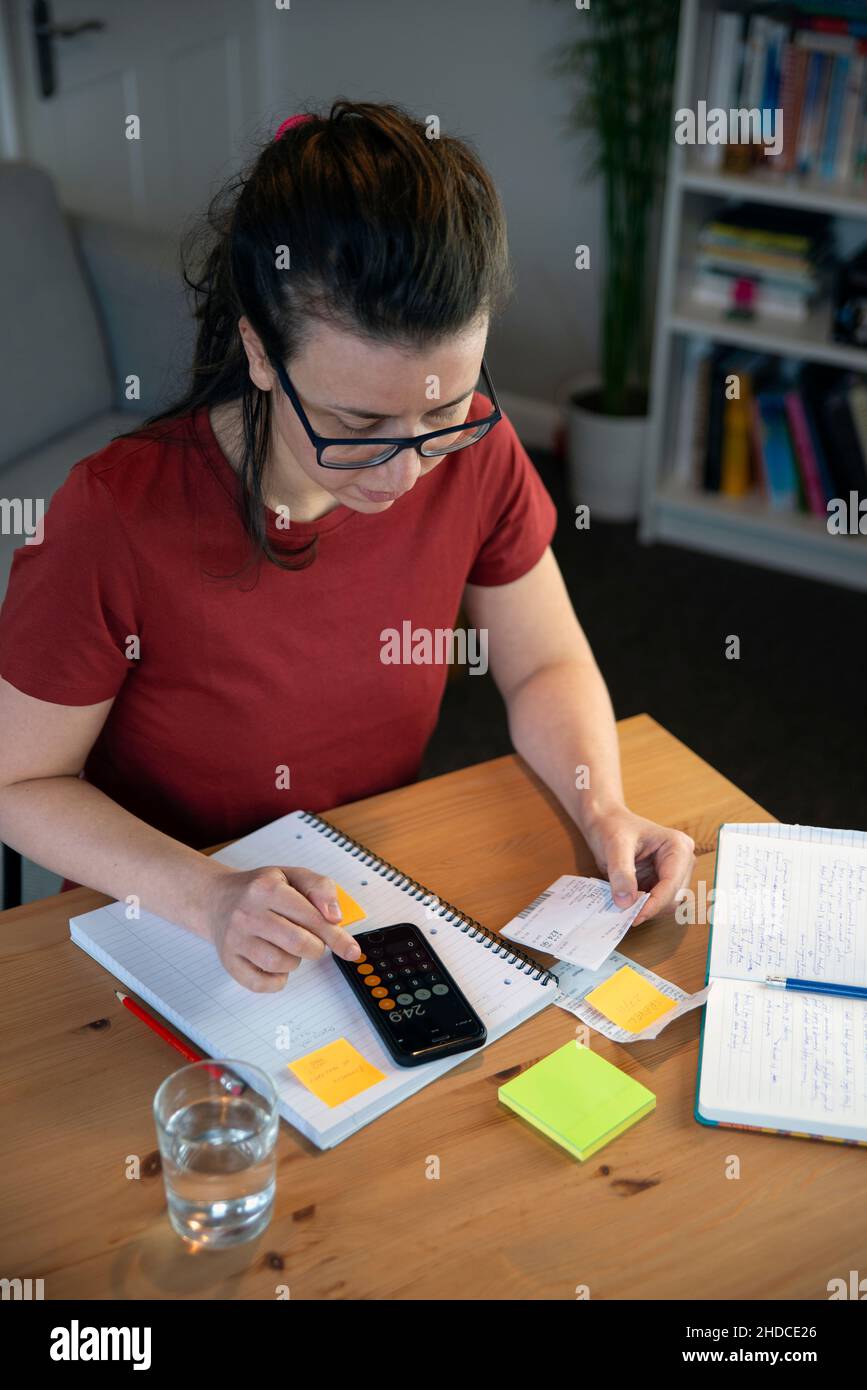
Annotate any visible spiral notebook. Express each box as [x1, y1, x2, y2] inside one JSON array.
[[69, 810, 557, 1149], [696, 821, 867, 1147]]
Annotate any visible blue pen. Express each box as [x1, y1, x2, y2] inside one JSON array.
[[765, 975, 867, 1002]]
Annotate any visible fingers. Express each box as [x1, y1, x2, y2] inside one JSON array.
[[605, 834, 640, 907], [228, 952, 292, 993], [264, 867, 361, 962], [239, 934, 304, 977], [283, 867, 344, 925], [213, 865, 363, 993], [632, 832, 695, 927]]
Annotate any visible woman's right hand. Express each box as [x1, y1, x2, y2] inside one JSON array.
[[201, 864, 361, 991]]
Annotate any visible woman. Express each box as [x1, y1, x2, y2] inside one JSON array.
[[0, 100, 693, 992]]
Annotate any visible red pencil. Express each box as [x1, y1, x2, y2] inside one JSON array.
[[114, 989, 246, 1094], [115, 988, 201, 1062]]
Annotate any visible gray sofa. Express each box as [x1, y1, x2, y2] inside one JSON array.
[[0, 160, 195, 905]]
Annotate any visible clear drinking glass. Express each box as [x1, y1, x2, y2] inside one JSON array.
[[153, 1059, 279, 1248]]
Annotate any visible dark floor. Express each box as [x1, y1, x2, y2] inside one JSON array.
[[421, 450, 867, 831]]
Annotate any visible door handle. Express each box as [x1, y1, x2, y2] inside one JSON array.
[[32, 1, 105, 98]]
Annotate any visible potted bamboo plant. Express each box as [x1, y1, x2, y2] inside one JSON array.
[[552, 0, 680, 519]]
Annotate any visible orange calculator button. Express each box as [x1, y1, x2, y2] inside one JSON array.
[[355, 953, 367, 964], [357, 963, 373, 975], [363, 975, 382, 987], [371, 986, 387, 998], [378, 998, 396, 1010]]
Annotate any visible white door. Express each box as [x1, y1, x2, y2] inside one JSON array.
[[3, 0, 262, 231]]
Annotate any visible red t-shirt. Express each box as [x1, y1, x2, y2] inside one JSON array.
[[0, 400, 556, 869]]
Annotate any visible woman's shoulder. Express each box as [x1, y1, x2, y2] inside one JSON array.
[[77, 410, 203, 487], [54, 409, 212, 524]]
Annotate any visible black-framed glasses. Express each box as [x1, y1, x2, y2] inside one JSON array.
[[269, 353, 502, 469]]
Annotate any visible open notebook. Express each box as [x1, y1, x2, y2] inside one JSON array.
[[696, 822, 867, 1146], [69, 810, 556, 1149]]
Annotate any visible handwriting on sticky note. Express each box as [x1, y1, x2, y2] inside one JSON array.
[[335, 884, 366, 928], [585, 965, 678, 1034], [288, 1038, 385, 1107], [554, 952, 712, 1042]]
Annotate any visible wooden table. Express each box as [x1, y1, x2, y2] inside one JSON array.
[[1, 713, 864, 1300]]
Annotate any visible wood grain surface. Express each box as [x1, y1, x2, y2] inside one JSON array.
[[1, 714, 863, 1300]]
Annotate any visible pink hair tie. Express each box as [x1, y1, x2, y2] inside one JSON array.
[[274, 114, 314, 140]]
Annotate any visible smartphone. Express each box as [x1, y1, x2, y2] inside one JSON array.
[[332, 923, 487, 1067]]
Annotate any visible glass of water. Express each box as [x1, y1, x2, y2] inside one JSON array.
[[153, 1060, 279, 1248]]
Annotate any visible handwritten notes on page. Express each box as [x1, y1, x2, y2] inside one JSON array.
[[709, 828, 867, 986], [553, 951, 712, 1042], [501, 875, 649, 971], [288, 1038, 385, 1108], [698, 977, 867, 1138], [696, 824, 867, 1142]]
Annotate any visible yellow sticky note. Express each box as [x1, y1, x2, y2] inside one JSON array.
[[585, 965, 678, 1034], [335, 884, 366, 928], [288, 1038, 385, 1108]]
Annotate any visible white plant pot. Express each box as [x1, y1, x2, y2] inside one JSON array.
[[567, 388, 647, 522]]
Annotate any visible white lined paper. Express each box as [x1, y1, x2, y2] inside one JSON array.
[[698, 822, 867, 1141], [69, 811, 553, 1149], [709, 824, 867, 984]]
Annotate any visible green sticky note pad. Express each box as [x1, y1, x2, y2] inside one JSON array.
[[498, 1042, 655, 1161]]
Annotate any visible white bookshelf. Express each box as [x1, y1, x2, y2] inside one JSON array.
[[641, 0, 867, 591], [681, 157, 867, 218]]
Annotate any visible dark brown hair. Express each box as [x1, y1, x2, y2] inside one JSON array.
[[118, 99, 513, 571]]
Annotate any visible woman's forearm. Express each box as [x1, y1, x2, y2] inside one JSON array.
[[504, 657, 626, 833], [0, 775, 230, 936]]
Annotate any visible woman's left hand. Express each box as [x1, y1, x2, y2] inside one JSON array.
[[581, 804, 696, 926]]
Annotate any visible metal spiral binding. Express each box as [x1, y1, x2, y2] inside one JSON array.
[[301, 811, 558, 986]]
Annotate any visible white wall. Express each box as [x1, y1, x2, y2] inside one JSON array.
[[0, 1, 21, 157], [254, 0, 602, 421], [9, 0, 602, 432]]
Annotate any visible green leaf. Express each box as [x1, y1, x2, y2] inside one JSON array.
[[548, 0, 680, 411]]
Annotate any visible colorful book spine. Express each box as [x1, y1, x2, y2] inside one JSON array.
[[754, 392, 799, 509], [821, 55, 850, 177], [836, 51, 865, 178], [784, 390, 828, 515], [788, 48, 811, 174], [761, 20, 788, 127], [721, 388, 753, 496], [796, 50, 824, 173]]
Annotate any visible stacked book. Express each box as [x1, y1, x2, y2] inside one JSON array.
[[702, 8, 867, 184], [693, 202, 833, 321], [671, 339, 867, 511]]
